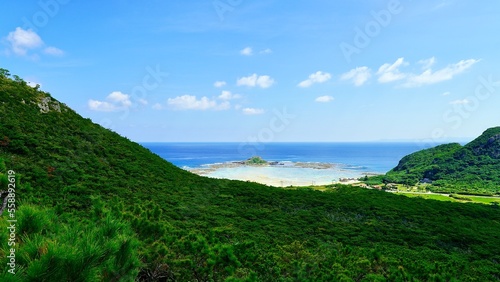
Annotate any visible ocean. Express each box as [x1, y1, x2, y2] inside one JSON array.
[[142, 142, 432, 177]]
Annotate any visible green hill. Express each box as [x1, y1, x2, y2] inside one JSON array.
[[1, 69, 500, 281], [385, 127, 500, 195]]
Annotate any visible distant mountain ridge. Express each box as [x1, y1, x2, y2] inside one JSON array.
[[385, 127, 500, 194]]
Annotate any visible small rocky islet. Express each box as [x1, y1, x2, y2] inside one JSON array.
[[189, 156, 339, 176]]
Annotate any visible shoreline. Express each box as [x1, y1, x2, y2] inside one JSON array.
[[186, 158, 380, 187]]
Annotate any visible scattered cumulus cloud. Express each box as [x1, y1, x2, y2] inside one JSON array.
[[242, 108, 264, 115], [88, 100, 117, 112], [167, 95, 230, 111], [237, 73, 275, 88], [340, 67, 371, 86], [213, 80, 226, 88], [5, 27, 43, 56], [157, 91, 240, 111], [240, 47, 253, 56], [107, 91, 132, 107], [450, 99, 470, 105], [218, 90, 241, 100], [4, 27, 63, 58], [88, 91, 133, 112], [240, 47, 272, 56], [315, 96, 334, 103], [342, 57, 479, 87], [298, 71, 332, 88], [376, 57, 408, 83], [402, 59, 479, 87], [442, 91, 451, 96]]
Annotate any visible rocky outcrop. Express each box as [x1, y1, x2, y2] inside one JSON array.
[[37, 96, 62, 113]]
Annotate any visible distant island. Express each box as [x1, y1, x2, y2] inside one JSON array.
[[233, 156, 275, 166], [231, 156, 337, 168]]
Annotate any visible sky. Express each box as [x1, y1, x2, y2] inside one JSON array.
[[2, 1, 500, 143]]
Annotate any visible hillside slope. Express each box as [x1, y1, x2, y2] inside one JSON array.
[[385, 127, 500, 194], [1, 69, 500, 281]]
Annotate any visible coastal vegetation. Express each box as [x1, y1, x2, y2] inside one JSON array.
[[244, 156, 268, 165], [1, 69, 500, 281], [364, 127, 500, 196]]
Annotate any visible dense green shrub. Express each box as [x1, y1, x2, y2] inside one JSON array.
[[1, 69, 500, 280], [385, 130, 500, 194], [0, 204, 140, 281]]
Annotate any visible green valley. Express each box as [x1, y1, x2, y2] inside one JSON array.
[[1, 69, 500, 281]]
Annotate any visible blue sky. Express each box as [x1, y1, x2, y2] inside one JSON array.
[[2, 1, 500, 143]]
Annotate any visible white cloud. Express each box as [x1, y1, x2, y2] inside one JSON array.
[[240, 47, 272, 56], [88, 91, 133, 112], [450, 99, 470, 105], [242, 108, 264, 115], [418, 57, 436, 70], [88, 100, 117, 112], [237, 73, 275, 88], [43, 46, 64, 56], [138, 98, 148, 105], [6, 27, 43, 56], [107, 91, 132, 107], [442, 91, 451, 96], [4, 27, 65, 58], [240, 47, 253, 56], [315, 96, 334, 103], [298, 71, 332, 88], [214, 81, 227, 88], [218, 90, 241, 100], [403, 59, 480, 87], [167, 95, 230, 110], [340, 67, 371, 86], [376, 57, 408, 83]]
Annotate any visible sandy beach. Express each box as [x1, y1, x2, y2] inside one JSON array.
[[189, 160, 371, 186]]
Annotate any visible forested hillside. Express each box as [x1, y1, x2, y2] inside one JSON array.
[[1, 69, 500, 281], [385, 127, 500, 195]]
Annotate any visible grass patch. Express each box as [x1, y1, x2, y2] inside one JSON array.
[[467, 196, 500, 205], [398, 193, 456, 202], [396, 192, 500, 205]]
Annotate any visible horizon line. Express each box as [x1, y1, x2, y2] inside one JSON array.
[[138, 139, 473, 144]]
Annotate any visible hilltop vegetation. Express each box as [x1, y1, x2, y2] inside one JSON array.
[[383, 127, 500, 195], [245, 156, 268, 165], [1, 69, 500, 281]]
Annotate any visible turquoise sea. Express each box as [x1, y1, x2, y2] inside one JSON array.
[[142, 142, 438, 185]]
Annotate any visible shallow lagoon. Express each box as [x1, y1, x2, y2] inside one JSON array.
[[143, 142, 437, 186], [192, 163, 368, 186]]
